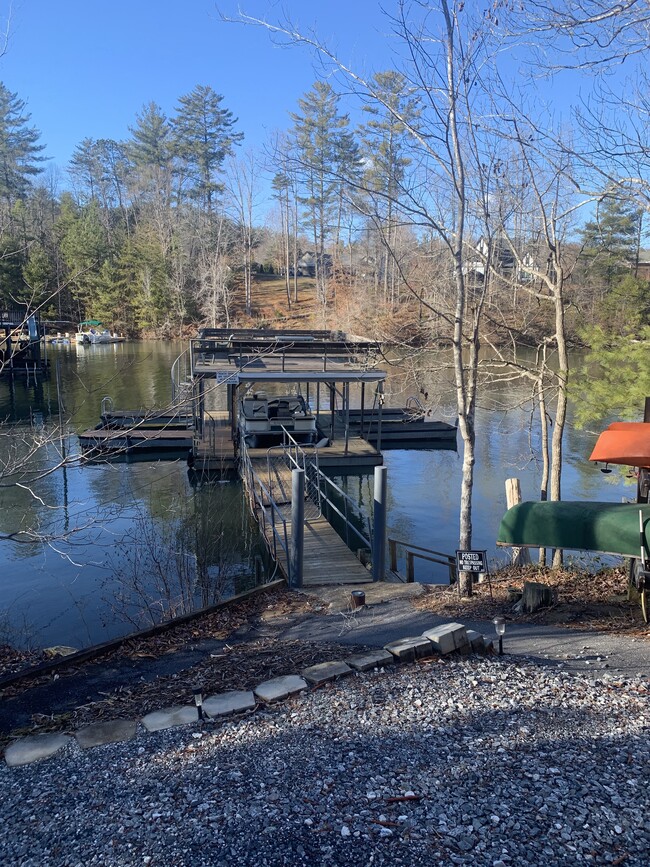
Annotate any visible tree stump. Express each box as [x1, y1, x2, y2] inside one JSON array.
[[521, 580, 554, 613]]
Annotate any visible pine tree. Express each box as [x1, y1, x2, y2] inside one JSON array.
[[0, 82, 45, 210], [173, 85, 243, 211], [579, 196, 642, 292], [128, 102, 175, 217], [359, 71, 420, 304], [290, 81, 360, 305]]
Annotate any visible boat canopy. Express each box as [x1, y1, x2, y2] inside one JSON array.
[[79, 319, 103, 327], [497, 501, 650, 557], [589, 422, 650, 468]]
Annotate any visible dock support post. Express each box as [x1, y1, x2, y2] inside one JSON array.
[[291, 468, 305, 588], [372, 465, 387, 582]]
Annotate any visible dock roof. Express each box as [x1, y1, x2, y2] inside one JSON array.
[[191, 329, 386, 384]]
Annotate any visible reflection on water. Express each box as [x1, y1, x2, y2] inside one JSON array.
[[0, 342, 264, 649], [0, 341, 632, 647], [331, 350, 631, 583]]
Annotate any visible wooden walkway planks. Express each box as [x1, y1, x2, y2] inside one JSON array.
[[250, 458, 294, 506], [256, 490, 373, 588]]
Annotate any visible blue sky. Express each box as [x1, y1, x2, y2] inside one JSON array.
[[0, 0, 629, 217], [1, 0, 391, 179]]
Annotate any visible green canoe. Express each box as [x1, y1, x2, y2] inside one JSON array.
[[497, 501, 650, 557]]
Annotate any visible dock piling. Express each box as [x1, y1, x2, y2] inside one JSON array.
[[291, 468, 305, 588], [372, 466, 387, 582]]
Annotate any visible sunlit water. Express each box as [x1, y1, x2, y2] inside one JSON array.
[[0, 341, 631, 649]]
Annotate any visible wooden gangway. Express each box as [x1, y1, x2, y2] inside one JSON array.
[[243, 443, 373, 588]]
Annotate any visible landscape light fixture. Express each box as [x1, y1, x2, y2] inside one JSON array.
[[193, 686, 204, 721], [493, 616, 506, 656]]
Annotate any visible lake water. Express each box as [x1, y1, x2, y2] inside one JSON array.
[[0, 340, 630, 649]]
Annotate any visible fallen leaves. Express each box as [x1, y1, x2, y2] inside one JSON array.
[[414, 565, 650, 638]]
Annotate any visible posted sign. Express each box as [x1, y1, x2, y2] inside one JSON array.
[[455, 550, 488, 574]]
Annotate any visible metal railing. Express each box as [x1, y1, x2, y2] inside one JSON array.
[[388, 538, 456, 584], [239, 443, 292, 582], [266, 427, 372, 553], [171, 349, 191, 403], [313, 467, 372, 553], [266, 430, 322, 517], [101, 395, 114, 416]]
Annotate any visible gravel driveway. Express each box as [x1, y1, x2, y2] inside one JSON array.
[[1, 656, 648, 866]]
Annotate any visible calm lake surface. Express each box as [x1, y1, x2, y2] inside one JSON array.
[[0, 340, 630, 649]]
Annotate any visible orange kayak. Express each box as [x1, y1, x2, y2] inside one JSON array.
[[589, 422, 650, 468]]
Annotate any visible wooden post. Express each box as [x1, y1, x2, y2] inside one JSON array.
[[389, 538, 397, 572], [291, 468, 305, 589], [406, 551, 415, 582], [505, 478, 531, 566], [372, 465, 387, 582]]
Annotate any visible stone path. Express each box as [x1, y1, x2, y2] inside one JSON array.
[[3, 581, 649, 769], [279, 583, 650, 678], [3, 619, 489, 767]]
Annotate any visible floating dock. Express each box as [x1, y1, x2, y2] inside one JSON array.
[[78, 427, 193, 454]]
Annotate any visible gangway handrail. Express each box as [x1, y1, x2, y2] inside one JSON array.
[[171, 348, 191, 403], [388, 537, 456, 584], [312, 466, 372, 551], [262, 432, 371, 554], [405, 395, 425, 414], [240, 443, 291, 581], [266, 429, 322, 513]]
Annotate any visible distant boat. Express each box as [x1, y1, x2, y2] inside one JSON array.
[[75, 320, 125, 345]]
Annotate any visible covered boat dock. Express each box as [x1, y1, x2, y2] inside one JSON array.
[[188, 329, 388, 474]]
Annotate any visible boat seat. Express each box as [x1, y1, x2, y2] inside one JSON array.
[[242, 398, 268, 420]]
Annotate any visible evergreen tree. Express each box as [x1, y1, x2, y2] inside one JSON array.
[[359, 71, 420, 303], [117, 231, 172, 331], [56, 193, 109, 316], [579, 196, 643, 292], [574, 324, 650, 425], [290, 81, 360, 304], [173, 85, 243, 211], [0, 82, 45, 210], [128, 102, 175, 213]]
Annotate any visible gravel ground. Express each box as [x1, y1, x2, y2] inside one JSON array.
[[1, 656, 649, 867]]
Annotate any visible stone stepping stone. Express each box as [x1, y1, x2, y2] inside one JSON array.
[[346, 650, 395, 672], [75, 719, 137, 750], [4, 733, 72, 767], [254, 675, 308, 702], [301, 660, 352, 685], [141, 705, 199, 732], [423, 622, 469, 654], [466, 629, 486, 652], [203, 690, 255, 718], [384, 636, 434, 663]]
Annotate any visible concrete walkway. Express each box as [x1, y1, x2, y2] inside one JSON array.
[[281, 583, 650, 679], [2, 582, 648, 739]]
